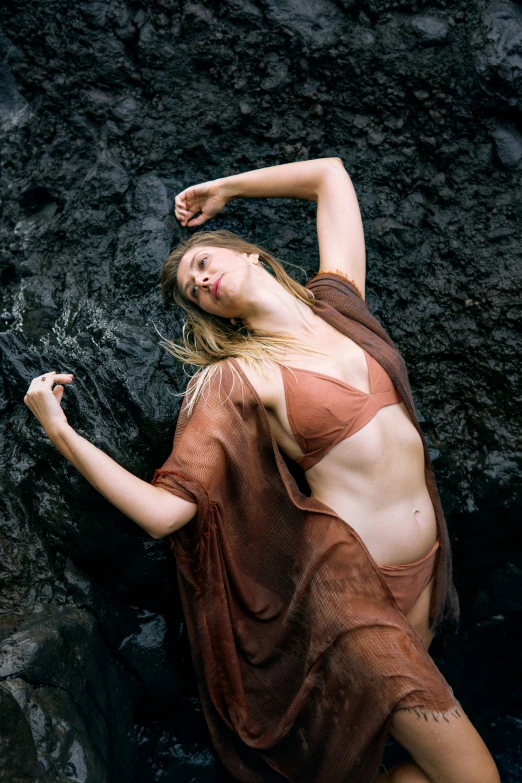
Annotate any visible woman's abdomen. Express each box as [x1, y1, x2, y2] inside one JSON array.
[[305, 402, 438, 565]]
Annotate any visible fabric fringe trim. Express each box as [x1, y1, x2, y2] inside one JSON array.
[[394, 704, 462, 722], [171, 501, 217, 577], [308, 269, 367, 303]]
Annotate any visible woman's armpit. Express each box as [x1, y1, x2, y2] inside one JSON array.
[[308, 269, 367, 303]]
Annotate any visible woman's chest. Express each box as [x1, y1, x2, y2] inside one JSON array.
[[236, 359, 304, 462], [235, 344, 381, 465]]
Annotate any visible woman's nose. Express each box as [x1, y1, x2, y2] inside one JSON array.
[[195, 272, 210, 288]]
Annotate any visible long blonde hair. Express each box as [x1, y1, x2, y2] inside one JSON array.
[[157, 229, 327, 412]]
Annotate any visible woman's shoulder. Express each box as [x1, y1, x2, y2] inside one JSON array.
[[183, 360, 240, 412], [231, 356, 281, 410], [183, 358, 278, 414]]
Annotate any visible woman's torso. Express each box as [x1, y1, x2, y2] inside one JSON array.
[[235, 316, 438, 566]]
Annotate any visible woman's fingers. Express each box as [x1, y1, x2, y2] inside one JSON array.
[[28, 372, 74, 388], [174, 190, 197, 226], [24, 372, 75, 436], [174, 183, 220, 226], [29, 371, 59, 388], [175, 187, 198, 212], [48, 373, 74, 383], [186, 212, 210, 227], [24, 372, 74, 401], [175, 206, 194, 226], [174, 199, 190, 215], [53, 385, 64, 404], [175, 188, 190, 206]]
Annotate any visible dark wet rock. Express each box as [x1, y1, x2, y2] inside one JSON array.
[[261, 0, 346, 46], [83, 148, 130, 202], [133, 174, 170, 219], [2, 677, 106, 783], [0, 0, 521, 780], [474, 2, 522, 109], [136, 697, 233, 782], [488, 715, 522, 782], [0, 607, 142, 782], [410, 15, 450, 44], [63, 558, 183, 709], [491, 123, 522, 169], [0, 684, 47, 782], [0, 61, 29, 131]]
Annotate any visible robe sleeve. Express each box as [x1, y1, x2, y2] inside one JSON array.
[[149, 362, 249, 590]]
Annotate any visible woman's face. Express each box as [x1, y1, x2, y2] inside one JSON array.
[[176, 245, 262, 318]]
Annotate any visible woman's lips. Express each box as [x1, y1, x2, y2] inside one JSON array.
[[212, 275, 223, 300]]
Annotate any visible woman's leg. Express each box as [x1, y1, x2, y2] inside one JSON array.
[[387, 707, 500, 783], [380, 583, 500, 781], [375, 761, 431, 782]]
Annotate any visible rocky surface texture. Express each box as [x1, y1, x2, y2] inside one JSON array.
[[0, 1, 521, 780]]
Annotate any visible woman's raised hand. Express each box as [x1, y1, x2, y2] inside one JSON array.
[[24, 372, 74, 438], [174, 179, 228, 227]]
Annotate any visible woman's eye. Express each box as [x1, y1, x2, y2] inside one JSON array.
[[190, 256, 207, 298]]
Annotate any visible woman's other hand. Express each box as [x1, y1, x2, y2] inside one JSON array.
[[22, 370, 195, 538], [174, 179, 228, 227], [24, 371, 74, 438]]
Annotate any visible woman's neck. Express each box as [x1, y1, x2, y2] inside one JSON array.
[[242, 285, 318, 341]]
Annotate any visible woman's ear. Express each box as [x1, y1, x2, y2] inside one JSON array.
[[247, 253, 260, 264]]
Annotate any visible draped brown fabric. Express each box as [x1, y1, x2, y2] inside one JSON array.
[[151, 272, 461, 782]]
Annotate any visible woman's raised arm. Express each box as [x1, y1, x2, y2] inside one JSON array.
[[23, 372, 196, 539], [175, 157, 366, 298], [175, 158, 341, 225]]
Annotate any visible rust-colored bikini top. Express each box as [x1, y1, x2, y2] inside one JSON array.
[[280, 349, 402, 471]]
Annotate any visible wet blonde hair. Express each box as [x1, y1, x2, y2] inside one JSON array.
[[157, 229, 327, 412]]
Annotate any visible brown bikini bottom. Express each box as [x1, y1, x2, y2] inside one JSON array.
[[379, 539, 441, 616]]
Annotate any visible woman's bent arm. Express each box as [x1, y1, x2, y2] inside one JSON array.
[[217, 157, 344, 203], [219, 158, 366, 294], [47, 422, 197, 539], [175, 157, 366, 296]]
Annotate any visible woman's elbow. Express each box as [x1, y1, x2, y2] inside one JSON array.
[[319, 157, 349, 185], [149, 527, 166, 540], [149, 516, 193, 540], [324, 156, 346, 171], [149, 521, 181, 540], [149, 491, 197, 539]]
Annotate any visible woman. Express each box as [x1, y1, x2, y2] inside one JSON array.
[[24, 159, 499, 783]]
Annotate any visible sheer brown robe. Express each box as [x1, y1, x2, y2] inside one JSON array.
[[151, 272, 461, 782]]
